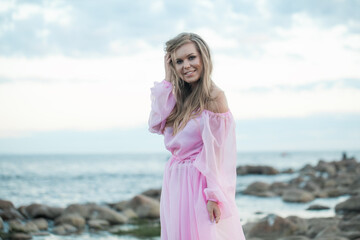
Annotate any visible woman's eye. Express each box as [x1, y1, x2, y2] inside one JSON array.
[[189, 56, 195, 60], [176, 60, 183, 64]]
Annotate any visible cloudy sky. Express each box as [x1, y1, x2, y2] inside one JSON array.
[[0, 0, 359, 153]]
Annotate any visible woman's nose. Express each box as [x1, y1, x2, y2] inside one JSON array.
[[183, 60, 190, 68]]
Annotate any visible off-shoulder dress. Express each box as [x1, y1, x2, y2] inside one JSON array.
[[148, 80, 246, 240]]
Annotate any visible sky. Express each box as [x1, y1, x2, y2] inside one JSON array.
[[0, 0, 359, 153]]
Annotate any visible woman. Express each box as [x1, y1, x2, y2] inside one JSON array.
[[148, 32, 246, 240]]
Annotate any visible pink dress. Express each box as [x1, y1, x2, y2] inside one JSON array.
[[148, 80, 246, 240]]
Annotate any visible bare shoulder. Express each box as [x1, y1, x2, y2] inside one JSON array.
[[206, 84, 229, 113]]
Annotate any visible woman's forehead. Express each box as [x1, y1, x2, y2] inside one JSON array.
[[174, 42, 198, 59]]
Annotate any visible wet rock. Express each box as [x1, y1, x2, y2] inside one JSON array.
[[314, 225, 341, 239], [9, 220, 38, 233], [88, 219, 110, 230], [279, 237, 310, 240], [89, 205, 128, 224], [109, 200, 128, 212], [285, 216, 308, 235], [307, 204, 330, 211], [31, 218, 48, 231], [243, 181, 276, 197], [124, 194, 160, 218], [55, 213, 85, 229], [0, 200, 24, 221], [141, 188, 162, 201], [282, 189, 314, 203], [9, 233, 32, 240], [269, 182, 290, 195], [306, 217, 340, 238], [247, 214, 297, 239], [335, 196, 360, 214], [61, 204, 93, 219], [122, 208, 138, 219], [19, 204, 63, 220], [237, 165, 279, 175], [52, 223, 78, 235]]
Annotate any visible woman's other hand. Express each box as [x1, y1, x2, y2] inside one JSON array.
[[207, 200, 221, 223], [164, 53, 172, 82]]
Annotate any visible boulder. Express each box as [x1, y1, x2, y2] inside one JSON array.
[[237, 165, 279, 175], [0, 200, 24, 221], [247, 214, 297, 239], [269, 182, 290, 195], [243, 181, 275, 197], [141, 188, 162, 201], [89, 205, 128, 224], [335, 196, 360, 214], [88, 219, 110, 230], [31, 218, 48, 231], [282, 189, 314, 203], [307, 204, 330, 211], [306, 217, 340, 238], [9, 220, 39, 233], [286, 216, 308, 235], [109, 200, 128, 212], [124, 194, 160, 218], [55, 213, 85, 229], [52, 223, 78, 235], [62, 203, 94, 219], [8, 233, 32, 240], [19, 204, 63, 220], [122, 208, 138, 219]]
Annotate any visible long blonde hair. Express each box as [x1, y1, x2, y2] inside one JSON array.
[[165, 32, 215, 135]]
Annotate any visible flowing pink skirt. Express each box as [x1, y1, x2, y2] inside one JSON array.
[[160, 156, 246, 240]]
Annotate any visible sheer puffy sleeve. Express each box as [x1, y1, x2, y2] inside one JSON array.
[[193, 110, 238, 220], [148, 80, 176, 134]]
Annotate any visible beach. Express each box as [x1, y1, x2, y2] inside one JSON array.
[[1, 150, 359, 239]]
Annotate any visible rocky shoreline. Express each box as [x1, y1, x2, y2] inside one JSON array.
[[1, 154, 359, 240]]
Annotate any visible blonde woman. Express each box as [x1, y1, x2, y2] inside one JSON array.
[[148, 32, 246, 240]]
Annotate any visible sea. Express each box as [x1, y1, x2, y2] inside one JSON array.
[[1, 150, 359, 240]]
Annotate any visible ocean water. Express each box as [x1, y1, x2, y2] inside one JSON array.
[[1, 150, 359, 239]]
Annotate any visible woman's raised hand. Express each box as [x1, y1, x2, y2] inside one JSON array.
[[164, 53, 172, 82], [207, 200, 221, 224]]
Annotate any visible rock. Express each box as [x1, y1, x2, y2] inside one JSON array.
[[141, 188, 162, 201], [306, 217, 340, 238], [9, 233, 32, 240], [54, 213, 85, 229], [307, 204, 330, 211], [335, 196, 360, 214], [19, 204, 63, 220], [316, 160, 336, 177], [88, 219, 110, 230], [89, 205, 128, 224], [109, 200, 128, 212], [314, 225, 341, 238], [31, 218, 48, 231], [339, 218, 360, 232], [125, 194, 160, 218], [243, 181, 276, 197], [247, 214, 297, 239], [0, 201, 24, 221], [52, 223, 78, 235], [269, 182, 290, 195], [122, 208, 138, 219], [303, 181, 321, 192], [62, 203, 94, 219], [9, 220, 39, 233], [237, 165, 279, 175], [0, 200, 14, 209], [282, 189, 314, 203], [0, 216, 3, 230], [281, 168, 294, 174], [286, 216, 308, 235], [279, 237, 310, 240]]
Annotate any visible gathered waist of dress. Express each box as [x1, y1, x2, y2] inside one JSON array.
[[170, 153, 199, 164]]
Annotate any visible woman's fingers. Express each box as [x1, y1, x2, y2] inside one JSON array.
[[207, 201, 221, 223], [214, 206, 221, 223]]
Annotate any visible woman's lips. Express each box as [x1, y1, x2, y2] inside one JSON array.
[[184, 70, 196, 77]]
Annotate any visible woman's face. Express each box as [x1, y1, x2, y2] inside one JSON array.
[[173, 42, 203, 87]]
